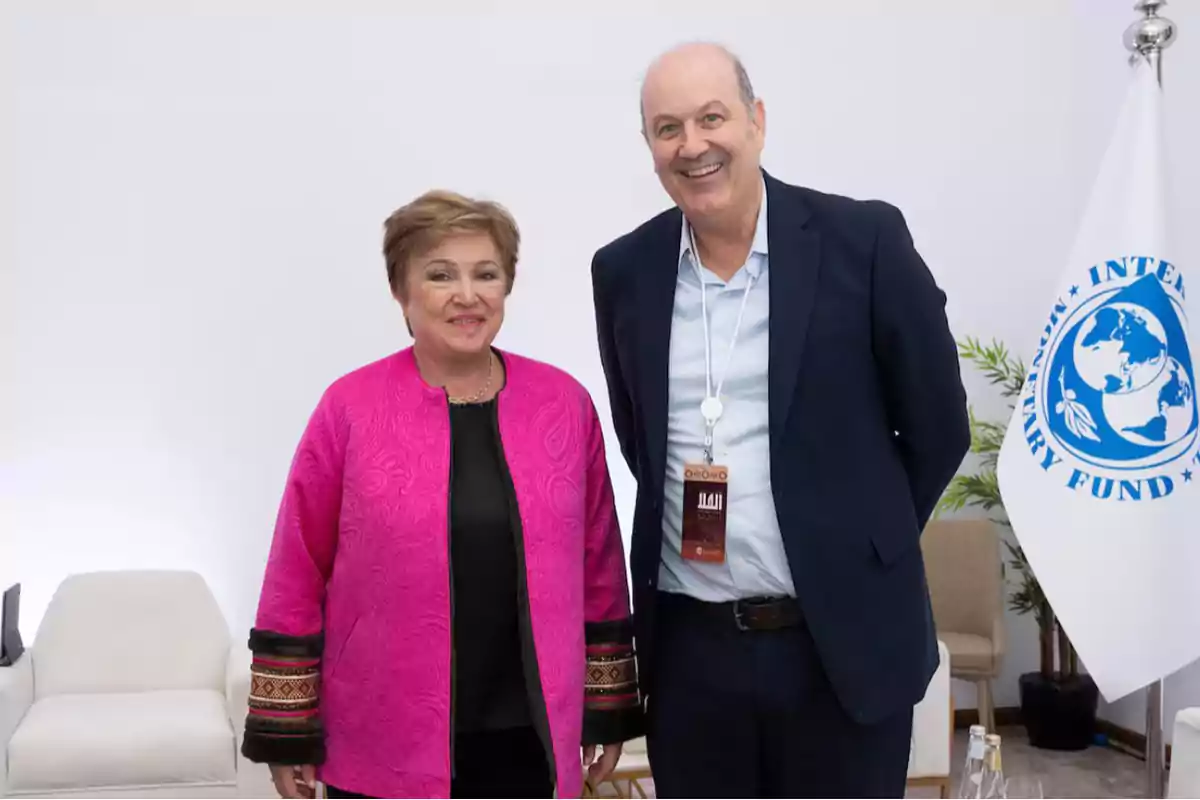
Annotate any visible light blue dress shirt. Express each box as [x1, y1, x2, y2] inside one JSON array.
[[658, 184, 797, 602]]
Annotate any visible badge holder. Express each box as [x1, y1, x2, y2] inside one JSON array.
[[681, 404, 730, 563]]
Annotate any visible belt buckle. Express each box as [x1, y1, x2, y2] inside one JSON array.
[[733, 600, 753, 632]]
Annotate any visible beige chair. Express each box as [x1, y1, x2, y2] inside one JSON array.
[[920, 519, 1006, 732]]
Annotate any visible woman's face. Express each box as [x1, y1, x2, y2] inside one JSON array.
[[399, 231, 508, 359]]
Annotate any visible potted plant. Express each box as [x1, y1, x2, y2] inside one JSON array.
[[937, 337, 1099, 751]]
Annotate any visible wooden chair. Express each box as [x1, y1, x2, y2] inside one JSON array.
[[583, 737, 652, 798]]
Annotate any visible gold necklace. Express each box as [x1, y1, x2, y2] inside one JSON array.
[[447, 354, 494, 405]]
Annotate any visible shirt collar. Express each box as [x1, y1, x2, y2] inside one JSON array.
[[679, 177, 769, 281]]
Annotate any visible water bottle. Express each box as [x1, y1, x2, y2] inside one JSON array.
[[980, 733, 1006, 799], [957, 724, 987, 798]]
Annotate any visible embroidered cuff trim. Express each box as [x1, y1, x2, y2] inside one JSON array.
[[242, 629, 325, 765]]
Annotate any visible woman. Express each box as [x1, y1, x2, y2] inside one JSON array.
[[241, 190, 643, 799]]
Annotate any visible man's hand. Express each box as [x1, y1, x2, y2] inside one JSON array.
[[581, 742, 624, 787], [269, 764, 317, 799]]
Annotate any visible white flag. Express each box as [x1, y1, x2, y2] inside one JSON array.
[[996, 55, 1200, 702]]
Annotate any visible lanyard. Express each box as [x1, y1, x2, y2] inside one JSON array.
[[689, 224, 757, 464]]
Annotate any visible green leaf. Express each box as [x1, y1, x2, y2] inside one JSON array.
[[937, 470, 1002, 514], [937, 335, 1067, 658], [957, 336, 1027, 400]]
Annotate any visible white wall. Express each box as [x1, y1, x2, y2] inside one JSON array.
[[5, 0, 1200, 738]]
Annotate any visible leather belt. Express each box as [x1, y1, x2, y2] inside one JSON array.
[[659, 592, 803, 632]]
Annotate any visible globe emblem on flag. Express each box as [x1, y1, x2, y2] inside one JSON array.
[[1041, 272, 1198, 472], [1072, 304, 1194, 445]]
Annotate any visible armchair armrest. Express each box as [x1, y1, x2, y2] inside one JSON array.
[[225, 642, 252, 734], [908, 640, 952, 780], [1169, 708, 1200, 798], [226, 644, 278, 799], [1, 654, 35, 793]]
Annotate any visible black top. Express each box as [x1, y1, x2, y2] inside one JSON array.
[[448, 398, 531, 733]]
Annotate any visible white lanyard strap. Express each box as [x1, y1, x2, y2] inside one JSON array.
[[690, 225, 757, 463]]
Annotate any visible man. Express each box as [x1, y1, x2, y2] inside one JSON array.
[[590, 42, 970, 798]]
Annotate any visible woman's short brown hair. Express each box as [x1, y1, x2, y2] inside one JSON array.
[[382, 190, 520, 298]]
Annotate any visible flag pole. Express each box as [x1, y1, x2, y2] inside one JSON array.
[[1120, 2, 1177, 797]]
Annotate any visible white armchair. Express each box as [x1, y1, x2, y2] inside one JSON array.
[[907, 639, 953, 798], [1168, 707, 1200, 798], [0, 570, 273, 799]]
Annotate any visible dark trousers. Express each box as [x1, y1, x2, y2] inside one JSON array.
[[325, 725, 552, 799], [646, 592, 913, 799]]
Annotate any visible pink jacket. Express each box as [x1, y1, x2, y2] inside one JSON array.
[[241, 348, 642, 798]]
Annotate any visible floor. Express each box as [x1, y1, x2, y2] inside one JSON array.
[[596, 726, 1151, 798], [939, 726, 1149, 799]]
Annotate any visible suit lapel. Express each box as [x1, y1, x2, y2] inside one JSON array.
[[636, 210, 683, 496], [765, 174, 821, 454]]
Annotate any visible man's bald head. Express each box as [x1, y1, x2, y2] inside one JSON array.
[[640, 42, 756, 133], [637, 40, 766, 232]]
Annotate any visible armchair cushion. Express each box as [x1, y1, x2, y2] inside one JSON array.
[[7, 689, 236, 796], [939, 631, 998, 674]]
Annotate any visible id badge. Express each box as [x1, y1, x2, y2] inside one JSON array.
[[681, 462, 729, 563]]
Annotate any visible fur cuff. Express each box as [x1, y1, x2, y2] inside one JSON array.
[[582, 618, 645, 745], [248, 627, 323, 659]]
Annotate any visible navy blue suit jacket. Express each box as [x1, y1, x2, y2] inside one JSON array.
[[590, 171, 971, 725]]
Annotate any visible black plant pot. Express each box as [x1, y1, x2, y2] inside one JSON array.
[[1019, 671, 1099, 750]]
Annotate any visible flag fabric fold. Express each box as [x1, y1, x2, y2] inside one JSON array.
[[996, 55, 1200, 702]]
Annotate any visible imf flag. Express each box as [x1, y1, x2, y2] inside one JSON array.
[[996, 54, 1200, 702]]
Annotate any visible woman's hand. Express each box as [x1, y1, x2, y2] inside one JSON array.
[[269, 764, 317, 799], [581, 742, 623, 787]]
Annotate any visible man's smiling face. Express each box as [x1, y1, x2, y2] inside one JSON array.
[[641, 43, 765, 225]]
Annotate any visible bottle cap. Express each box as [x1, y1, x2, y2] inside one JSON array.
[[969, 724, 986, 735], [985, 734, 1002, 745]]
